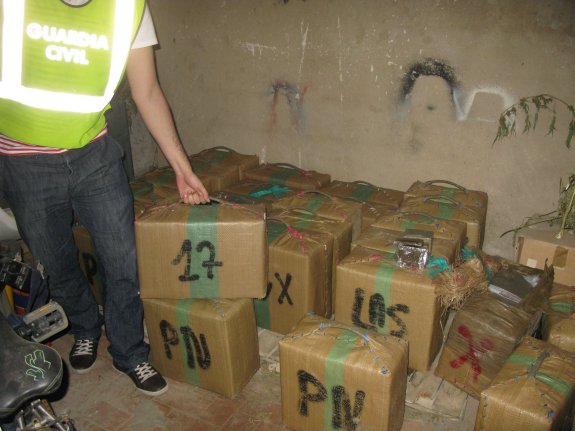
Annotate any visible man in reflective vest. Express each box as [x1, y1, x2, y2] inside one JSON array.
[[0, 0, 209, 396]]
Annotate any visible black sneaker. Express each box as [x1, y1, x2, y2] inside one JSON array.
[[69, 339, 98, 374], [113, 361, 168, 396]]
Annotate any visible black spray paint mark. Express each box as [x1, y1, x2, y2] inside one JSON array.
[[298, 370, 327, 416], [297, 370, 366, 431], [180, 326, 211, 370], [351, 287, 410, 338], [159, 320, 212, 370], [275, 272, 293, 305], [172, 240, 222, 282], [399, 57, 460, 104], [332, 386, 365, 431]]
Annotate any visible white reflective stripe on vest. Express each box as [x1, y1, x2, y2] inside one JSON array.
[[0, 0, 135, 114]]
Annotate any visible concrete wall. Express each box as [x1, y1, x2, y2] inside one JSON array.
[[128, 0, 575, 259]]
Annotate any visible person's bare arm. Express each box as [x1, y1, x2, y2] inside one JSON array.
[[126, 46, 209, 204]]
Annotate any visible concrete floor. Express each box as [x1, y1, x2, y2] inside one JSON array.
[[45, 331, 479, 431]]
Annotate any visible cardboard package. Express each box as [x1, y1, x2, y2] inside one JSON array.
[[399, 195, 486, 248], [356, 203, 397, 231], [405, 180, 488, 209], [516, 225, 575, 286], [334, 246, 445, 372], [133, 184, 181, 209], [135, 202, 267, 299], [192, 146, 259, 180], [475, 337, 575, 431], [219, 180, 298, 211], [320, 180, 404, 208], [272, 191, 363, 241], [352, 226, 458, 265], [542, 283, 575, 354], [254, 219, 333, 334], [279, 314, 408, 431], [138, 167, 179, 190], [189, 156, 241, 193], [434, 266, 552, 398], [144, 298, 259, 398], [269, 208, 353, 313], [244, 163, 331, 191], [72, 224, 104, 306], [372, 211, 467, 252]]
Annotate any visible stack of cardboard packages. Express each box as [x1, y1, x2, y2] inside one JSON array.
[[70, 147, 575, 430]]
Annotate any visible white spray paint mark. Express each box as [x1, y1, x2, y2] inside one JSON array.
[[238, 41, 279, 57], [298, 21, 309, 79], [453, 85, 517, 121]]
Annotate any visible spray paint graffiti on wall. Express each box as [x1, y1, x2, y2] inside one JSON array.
[[398, 57, 516, 121]]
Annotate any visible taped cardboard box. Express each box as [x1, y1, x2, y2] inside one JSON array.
[[143, 298, 259, 399], [352, 226, 458, 265], [334, 246, 445, 372], [272, 191, 363, 241], [399, 195, 486, 248], [542, 284, 575, 354], [269, 208, 353, 314], [516, 225, 575, 286], [434, 266, 551, 398], [135, 202, 267, 299], [72, 224, 104, 306], [244, 163, 330, 191], [220, 180, 298, 212], [279, 314, 408, 431], [189, 156, 241, 193], [192, 146, 259, 180], [254, 219, 333, 334], [133, 184, 181, 210], [138, 166, 179, 190], [405, 180, 488, 210], [372, 211, 467, 252], [320, 180, 404, 209], [475, 337, 575, 431]]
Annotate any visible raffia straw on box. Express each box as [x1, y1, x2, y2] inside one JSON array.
[[434, 257, 489, 311]]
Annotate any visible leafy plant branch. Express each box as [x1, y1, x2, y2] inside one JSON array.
[[493, 93, 575, 148]]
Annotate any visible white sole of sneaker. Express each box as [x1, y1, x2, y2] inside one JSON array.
[[111, 363, 169, 396]]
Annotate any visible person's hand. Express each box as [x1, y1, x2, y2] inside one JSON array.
[[176, 172, 210, 205]]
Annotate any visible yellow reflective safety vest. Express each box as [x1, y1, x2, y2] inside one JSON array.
[[0, 0, 146, 148]]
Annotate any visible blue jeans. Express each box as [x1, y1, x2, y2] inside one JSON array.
[[0, 136, 148, 371]]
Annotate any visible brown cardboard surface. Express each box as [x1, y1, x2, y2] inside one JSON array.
[[269, 208, 353, 313], [399, 195, 486, 248], [320, 180, 405, 208], [334, 246, 444, 372], [372, 211, 467, 252], [272, 191, 363, 241], [135, 202, 267, 299], [516, 226, 575, 286], [244, 163, 330, 191], [542, 283, 575, 353], [405, 180, 488, 209], [254, 220, 333, 334], [192, 146, 260, 180], [352, 226, 458, 264], [279, 314, 407, 431], [475, 337, 575, 431], [144, 298, 259, 398], [434, 273, 549, 399], [220, 180, 298, 212], [138, 167, 179, 190], [72, 224, 104, 306], [190, 156, 241, 193]]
